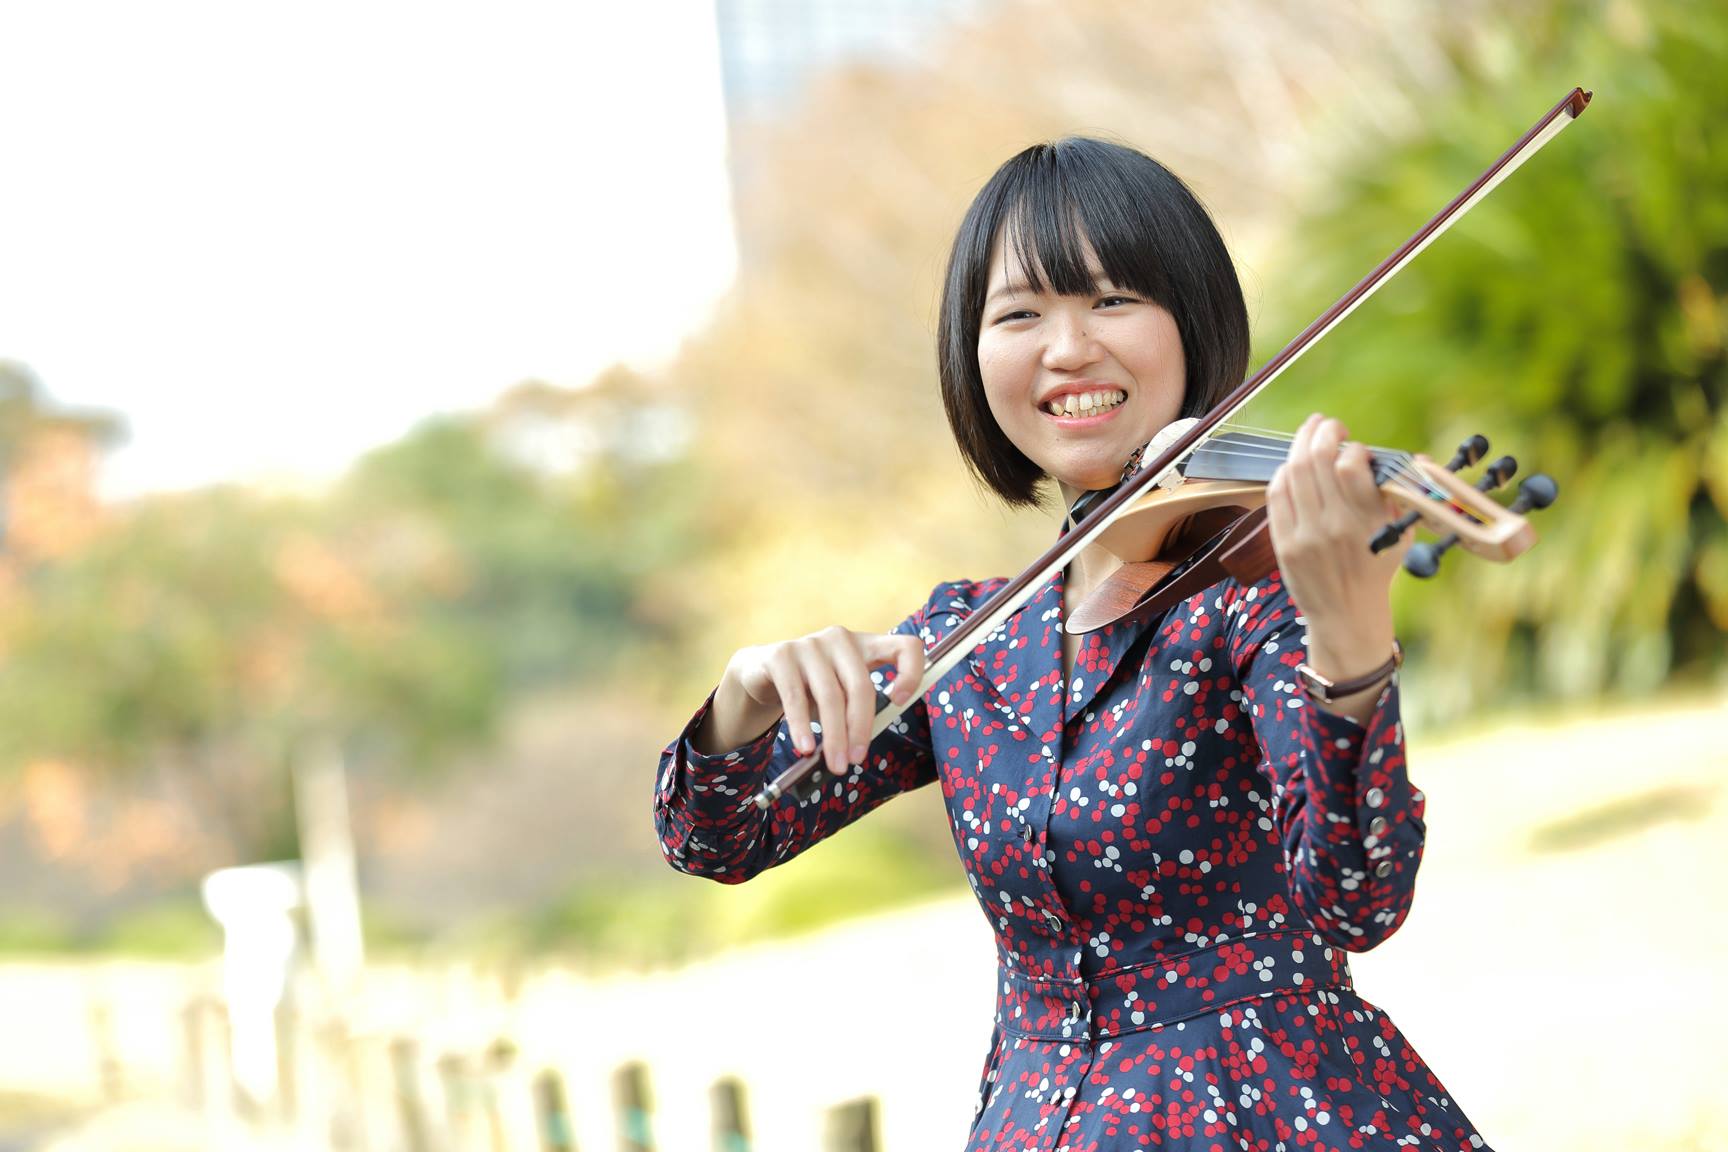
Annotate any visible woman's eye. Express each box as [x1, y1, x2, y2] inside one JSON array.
[[992, 309, 1036, 324], [1096, 294, 1136, 308]]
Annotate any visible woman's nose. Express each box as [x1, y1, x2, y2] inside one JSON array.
[[1041, 311, 1102, 370]]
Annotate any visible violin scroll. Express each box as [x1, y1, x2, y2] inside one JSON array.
[[1400, 469, 1559, 579], [1369, 431, 1559, 576]]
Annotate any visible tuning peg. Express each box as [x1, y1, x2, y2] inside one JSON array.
[[1370, 515, 1418, 555], [1478, 455, 1517, 491], [1445, 434, 1490, 472], [1403, 460, 1545, 579], [1403, 538, 1446, 578], [1508, 473, 1558, 514], [1374, 453, 1516, 556]]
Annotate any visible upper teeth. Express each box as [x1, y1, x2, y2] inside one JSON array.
[[1045, 390, 1125, 416]]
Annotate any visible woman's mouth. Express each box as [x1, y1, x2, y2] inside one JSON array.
[[1041, 388, 1126, 422]]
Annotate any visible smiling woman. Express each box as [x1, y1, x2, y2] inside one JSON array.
[[941, 139, 1249, 508], [656, 136, 1486, 1151]]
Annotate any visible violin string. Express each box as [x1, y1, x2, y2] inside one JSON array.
[[1178, 439, 1480, 523], [1187, 441, 1431, 491], [1209, 423, 1446, 494], [1201, 424, 1446, 496], [1209, 424, 1427, 485], [1195, 445, 1462, 514], [1162, 421, 1482, 513]]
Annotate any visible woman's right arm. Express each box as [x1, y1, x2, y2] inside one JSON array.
[[654, 616, 937, 884]]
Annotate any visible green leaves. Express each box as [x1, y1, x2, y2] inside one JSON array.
[[1255, 0, 1728, 716]]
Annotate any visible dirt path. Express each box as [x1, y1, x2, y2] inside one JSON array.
[[1351, 692, 1728, 1149]]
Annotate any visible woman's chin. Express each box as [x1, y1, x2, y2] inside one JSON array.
[[1052, 469, 1124, 501]]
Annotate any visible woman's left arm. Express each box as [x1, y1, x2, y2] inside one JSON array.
[[1264, 414, 1410, 725], [1227, 414, 1427, 951]]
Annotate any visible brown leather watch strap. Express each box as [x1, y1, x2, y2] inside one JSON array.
[[1296, 641, 1403, 704]]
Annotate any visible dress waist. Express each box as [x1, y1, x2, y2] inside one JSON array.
[[995, 930, 1352, 1043]]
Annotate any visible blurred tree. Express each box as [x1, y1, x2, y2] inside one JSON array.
[[0, 488, 497, 861], [0, 371, 707, 866], [339, 367, 707, 691], [1254, 0, 1727, 714]]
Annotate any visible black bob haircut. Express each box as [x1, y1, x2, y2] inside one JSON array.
[[937, 137, 1250, 508]]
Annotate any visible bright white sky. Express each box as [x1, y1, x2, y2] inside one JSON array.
[[0, 1, 736, 498]]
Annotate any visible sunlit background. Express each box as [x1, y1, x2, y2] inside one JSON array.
[[0, 0, 1723, 1149]]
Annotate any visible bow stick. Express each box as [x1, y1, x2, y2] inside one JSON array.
[[755, 85, 1592, 810]]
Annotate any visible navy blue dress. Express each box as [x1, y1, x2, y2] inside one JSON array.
[[655, 564, 1490, 1151]]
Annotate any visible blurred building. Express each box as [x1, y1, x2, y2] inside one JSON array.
[[0, 360, 121, 570], [485, 369, 690, 479], [714, 0, 989, 123], [712, 0, 992, 261]]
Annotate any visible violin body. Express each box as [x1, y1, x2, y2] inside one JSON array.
[[1093, 479, 1268, 564]]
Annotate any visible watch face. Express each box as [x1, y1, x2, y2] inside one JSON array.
[[1295, 665, 1333, 703]]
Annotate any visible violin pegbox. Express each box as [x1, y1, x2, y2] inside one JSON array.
[[1369, 433, 1558, 578]]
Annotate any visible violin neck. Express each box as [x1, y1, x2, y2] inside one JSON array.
[[1181, 431, 1406, 487]]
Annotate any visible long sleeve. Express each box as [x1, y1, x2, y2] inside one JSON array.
[[1224, 572, 1426, 952], [653, 604, 940, 885]]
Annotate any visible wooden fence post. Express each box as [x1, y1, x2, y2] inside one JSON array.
[[89, 998, 123, 1104], [389, 1037, 434, 1152], [182, 997, 207, 1111], [439, 1051, 481, 1152], [481, 1039, 532, 1152], [823, 1097, 880, 1152], [184, 996, 234, 1121], [275, 1005, 300, 1124], [533, 1069, 577, 1152], [349, 1031, 400, 1152], [613, 1061, 655, 1152], [710, 1077, 751, 1152]]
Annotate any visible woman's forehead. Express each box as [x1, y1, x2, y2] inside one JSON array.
[[987, 228, 1111, 293]]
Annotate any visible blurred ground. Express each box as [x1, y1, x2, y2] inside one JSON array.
[[1353, 688, 1728, 1149], [3, 690, 1725, 1150]]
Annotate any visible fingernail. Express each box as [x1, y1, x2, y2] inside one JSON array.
[[849, 744, 867, 764]]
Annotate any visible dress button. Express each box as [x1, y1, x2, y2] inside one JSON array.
[[1374, 859, 1395, 878], [1020, 822, 1035, 844], [1043, 910, 1063, 933], [1365, 787, 1386, 809], [1368, 816, 1389, 837]]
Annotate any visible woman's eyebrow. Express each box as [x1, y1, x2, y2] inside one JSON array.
[[985, 281, 1036, 305]]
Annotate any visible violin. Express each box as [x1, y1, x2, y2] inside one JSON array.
[[1062, 421, 1558, 635], [753, 85, 1592, 811]]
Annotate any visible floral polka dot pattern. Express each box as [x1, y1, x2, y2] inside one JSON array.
[[655, 566, 1488, 1150]]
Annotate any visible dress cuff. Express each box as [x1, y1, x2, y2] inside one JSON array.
[[1296, 676, 1414, 834], [658, 689, 784, 810]]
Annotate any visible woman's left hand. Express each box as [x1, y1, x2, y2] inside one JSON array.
[[1264, 413, 1409, 718]]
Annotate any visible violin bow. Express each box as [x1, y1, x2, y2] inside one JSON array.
[[755, 85, 1592, 810]]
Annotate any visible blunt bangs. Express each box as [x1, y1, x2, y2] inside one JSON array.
[[938, 137, 1250, 508]]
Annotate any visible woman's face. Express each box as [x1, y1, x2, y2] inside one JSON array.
[[976, 232, 1186, 499]]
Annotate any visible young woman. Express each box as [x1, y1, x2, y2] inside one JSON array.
[[655, 137, 1489, 1151]]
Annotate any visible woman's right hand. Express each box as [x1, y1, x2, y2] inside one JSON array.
[[695, 626, 927, 775]]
